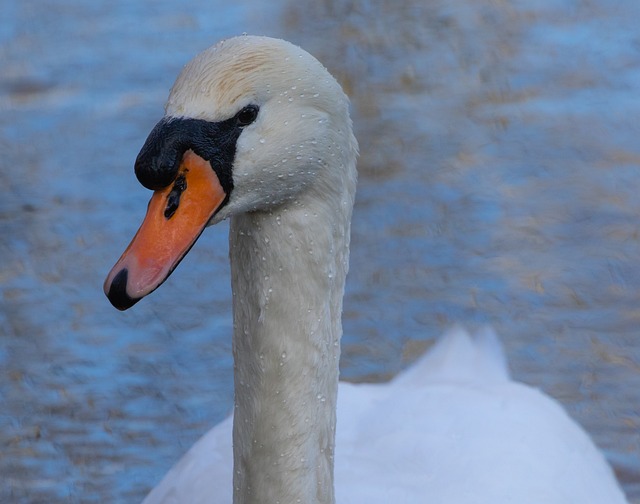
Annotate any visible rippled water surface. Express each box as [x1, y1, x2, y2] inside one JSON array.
[[2, 0, 639, 502]]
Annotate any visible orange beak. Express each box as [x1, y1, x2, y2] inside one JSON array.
[[104, 150, 226, 310]]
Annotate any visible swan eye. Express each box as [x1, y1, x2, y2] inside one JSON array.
[[236, 105, 259, 127]]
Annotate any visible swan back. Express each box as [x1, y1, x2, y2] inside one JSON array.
[[142, 328, 628, 504], [336, 327, 626, 504]]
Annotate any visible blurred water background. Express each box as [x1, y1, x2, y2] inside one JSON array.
[[1, 0, 639, 502]]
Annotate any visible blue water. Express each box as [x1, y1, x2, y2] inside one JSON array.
[[1, 0, 639, 502]]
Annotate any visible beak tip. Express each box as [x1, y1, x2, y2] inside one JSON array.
[[105, 268, 140, 311]]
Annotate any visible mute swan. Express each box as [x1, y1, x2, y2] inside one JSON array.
[[104, 36, 627, 504]]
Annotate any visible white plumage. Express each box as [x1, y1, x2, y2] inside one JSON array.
[[107, 36, 627, 504]]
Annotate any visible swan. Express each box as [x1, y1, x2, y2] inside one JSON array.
[[103, 36, 628, 504]]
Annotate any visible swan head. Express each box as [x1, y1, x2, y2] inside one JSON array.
[[104, 36, 358, 310]]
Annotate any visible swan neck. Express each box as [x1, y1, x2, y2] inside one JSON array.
[[229, 188, 352, 504]]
